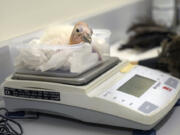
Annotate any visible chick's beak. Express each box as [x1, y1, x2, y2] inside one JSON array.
[[82, 33, 92, 44]]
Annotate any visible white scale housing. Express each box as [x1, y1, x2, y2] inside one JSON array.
[[1, 61, 180, 130]]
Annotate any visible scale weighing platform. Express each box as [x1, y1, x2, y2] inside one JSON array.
[[0, 57, 180, 130]]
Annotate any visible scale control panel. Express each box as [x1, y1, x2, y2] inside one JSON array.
[[99, 66, 180, 115]]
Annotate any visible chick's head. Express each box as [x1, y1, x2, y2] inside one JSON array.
[[69, 22, 93, 45]]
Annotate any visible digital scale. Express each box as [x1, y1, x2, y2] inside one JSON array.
[[0, 57, 180, 130]]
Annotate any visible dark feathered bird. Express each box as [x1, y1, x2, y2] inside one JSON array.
[[158, 36, 180, 78], [119, 19, 176, 51]]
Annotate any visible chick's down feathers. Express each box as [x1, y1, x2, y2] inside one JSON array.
[[40, 25, 73, 45], [40, 22, 93, 45]]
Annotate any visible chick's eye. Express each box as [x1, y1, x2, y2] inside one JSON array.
[[76, 29, 80, 32]]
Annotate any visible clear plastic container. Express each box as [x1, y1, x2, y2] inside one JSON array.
[[92, 29, 111, 57], [9, 28, 111, 74]]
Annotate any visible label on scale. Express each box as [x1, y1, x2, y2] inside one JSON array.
[[4, 87, 60, 101]]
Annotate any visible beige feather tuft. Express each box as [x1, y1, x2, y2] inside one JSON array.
[[40, 25, 73, 45]]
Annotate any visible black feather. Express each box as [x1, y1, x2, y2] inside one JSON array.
[[119, 19, 176, 51], [127, 19, 162, 33], [158, 36, 180, 78]]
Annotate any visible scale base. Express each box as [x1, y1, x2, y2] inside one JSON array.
[[4, 97, 158, 130]]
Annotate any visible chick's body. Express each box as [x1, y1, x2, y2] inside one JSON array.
[[15, 22, 107, 73], [40, 25, 73, 45], [40, 22, 92, 45]]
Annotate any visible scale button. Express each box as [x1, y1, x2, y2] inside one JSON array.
[[165, 78, 178, 89], [163, 86, 172, 91], [138, 101, 158, 114], [153, 82, 161, 89], [103, 92, 110, 97]]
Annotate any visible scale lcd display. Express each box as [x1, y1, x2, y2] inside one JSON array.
[[117, 75, 156, 97]]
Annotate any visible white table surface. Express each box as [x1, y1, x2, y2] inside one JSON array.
[[110, 41, 161, 62]]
